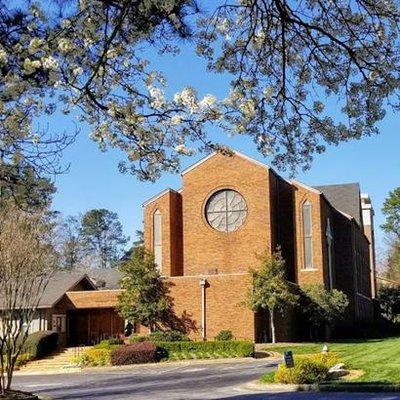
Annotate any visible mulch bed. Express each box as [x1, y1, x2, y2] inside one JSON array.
[[0, 390, 38, 399]]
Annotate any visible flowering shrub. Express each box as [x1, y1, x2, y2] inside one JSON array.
[[74, 348, 111, 367], [274, 353, 340, 384]]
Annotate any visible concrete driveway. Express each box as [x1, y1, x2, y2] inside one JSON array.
[[12, 359, 400, 400]]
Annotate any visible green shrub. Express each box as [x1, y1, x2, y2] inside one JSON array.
[[129, 335, 148, 343], [22, 331, 59, 359], [149, 330, 189, 342], [15, 353, 34, 367], [155, 340, 254, 360], [73, 348, 111, 367], [215, 330, 234, 341], [111, 342, 157, 365], [108, 337, 124, 345], [93, 340, 121, 351], [274, 353, 339, 384]]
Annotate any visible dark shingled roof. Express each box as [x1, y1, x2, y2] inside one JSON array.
[[314, 183, 362, 226], [87, 268, 121, 290], [38, 271, 96, 308]]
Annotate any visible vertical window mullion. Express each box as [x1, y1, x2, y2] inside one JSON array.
[[153, 210, 162, 271], [302, 201, 313, 269]]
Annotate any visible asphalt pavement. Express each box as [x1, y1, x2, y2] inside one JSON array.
[[12, 359, 400, 400]]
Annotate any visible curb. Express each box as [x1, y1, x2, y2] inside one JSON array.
[[83, 356, 264, 373], [245, 380, 400, 393], [318, 384, 400, 393], [37, 395, 53, 400], [15, 367, 82, 376], [15, 356, 266, 376]]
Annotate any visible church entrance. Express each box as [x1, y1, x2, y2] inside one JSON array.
[[67, 308, 124, 346]]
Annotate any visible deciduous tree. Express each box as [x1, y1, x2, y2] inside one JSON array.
[[246, 250, 298, 343], [301, 284, 349, 340], [0, 204, 58, 393], [378, 285, 400, 323], [1, 0, 400, 190]]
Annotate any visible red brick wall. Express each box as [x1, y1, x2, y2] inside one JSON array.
[[143, 190, 183, 277], [293, 182, 326, 287], [182, 153, 272, 275], [168, 273, 255, 340]]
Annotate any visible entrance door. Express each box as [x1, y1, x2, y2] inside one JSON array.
[[67, 309, 124, 346], [67, 310, 89, 346]]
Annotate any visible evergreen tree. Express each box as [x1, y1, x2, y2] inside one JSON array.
[[117, 247, 169, 332], [81, 209, 129, 269]]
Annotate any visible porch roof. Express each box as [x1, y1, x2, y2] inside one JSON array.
[[65, 289, 122, 309]]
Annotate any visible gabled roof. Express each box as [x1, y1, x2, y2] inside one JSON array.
[[142, 188, 179, 208], [38, 271, 96, 308], [87, 268, 122, 290], [314, 183, 362, 226], [181, 150, 269, 176]]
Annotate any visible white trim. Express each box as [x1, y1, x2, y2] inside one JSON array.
[[291, 180, 322, 195], [300, 268, 318, 272], [142, 188, 178, 208], [337, 210, 353, 220], [180, 150, 269, 176]]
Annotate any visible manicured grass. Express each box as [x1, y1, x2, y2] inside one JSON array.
[[263, 336, 400, 384]]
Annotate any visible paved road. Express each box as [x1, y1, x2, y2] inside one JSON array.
[[12, 359, 400, 400]]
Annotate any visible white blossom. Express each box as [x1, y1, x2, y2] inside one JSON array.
[[174, 87, 198, 113], [199, 94, 217, 109], [23, 58, 41, 74], [175, 144, 194, 155], [28, 38, 43, 53], [0, 49, 7, 65], [170, 115, 183, 125], [239, 99, 256, 118], [148, 86, 165, 108], [58, 38, 73, 53], [42, 56, 59, 70]]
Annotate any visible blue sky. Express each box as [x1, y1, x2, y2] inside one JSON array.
[[50, 37, 399, 257]]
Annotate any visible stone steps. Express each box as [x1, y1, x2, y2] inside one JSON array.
[[18, 347, 89, 373]]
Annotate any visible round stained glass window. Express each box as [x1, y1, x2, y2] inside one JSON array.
[[205, 189, 247, 232]]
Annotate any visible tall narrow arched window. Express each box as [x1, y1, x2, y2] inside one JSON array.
[[302, 201, 313, 269], [153, 210, 162, 271]]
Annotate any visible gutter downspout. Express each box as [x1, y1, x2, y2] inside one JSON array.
[[199, 278, 207, 341]]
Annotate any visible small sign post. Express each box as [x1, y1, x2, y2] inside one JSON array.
[[283, 350, 294, 368]]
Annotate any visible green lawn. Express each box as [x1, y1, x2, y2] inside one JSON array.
[[263, 337, 400, 384]]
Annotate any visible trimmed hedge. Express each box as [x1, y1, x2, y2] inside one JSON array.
[[155, 340, 254, 360], [22, 331, 59, 359], [149, 330, 189, 342], [111, 341, 157, 365], [215, 330, 234, 341]]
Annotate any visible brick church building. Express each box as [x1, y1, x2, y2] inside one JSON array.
[[142, 150, 377, 342], [17, 150, 377, 345]]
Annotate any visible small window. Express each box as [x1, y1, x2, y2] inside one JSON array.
[[153, 210, 162, 271], [302, 201, 313, 269]]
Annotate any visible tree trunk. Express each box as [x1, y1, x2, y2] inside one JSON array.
[[324, 323, 332, 341], [269, 309, 276, 344]]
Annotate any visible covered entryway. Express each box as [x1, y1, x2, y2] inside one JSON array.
[[67, 308, 124, 346], [58, 289, 124, 346]]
